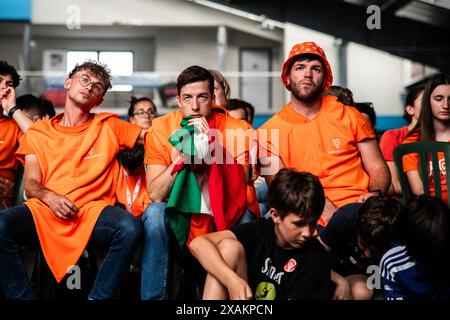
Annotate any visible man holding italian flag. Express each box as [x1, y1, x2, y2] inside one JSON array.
[[141, 65, 255, 300]]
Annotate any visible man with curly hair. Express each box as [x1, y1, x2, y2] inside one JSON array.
[[0, 60, 145, 300]]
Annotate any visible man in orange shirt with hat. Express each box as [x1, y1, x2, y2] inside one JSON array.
[[0, 60, 144, 300], [257, 42, 389, 226]]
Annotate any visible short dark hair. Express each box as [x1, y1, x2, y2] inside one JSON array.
[[324, 85, 355, 106], [396, 195, 450, 274], [40, 98, 56, 118], [0, 60, 21, 88], [355, 102, 376, 128], [127, 96, 157, 119], [177, 65, 214, 96], [402, 86, 424, 123], [356, 195, 402, 259], [268, 168, 325, 223], [117, 144, 145, 173], [227, 98, 252, 122], [16, 94, 56, 118], [287, 53, 326, 78], [68, 60, 112, 95]]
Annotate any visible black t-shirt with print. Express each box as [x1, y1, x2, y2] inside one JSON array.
[[231, 218, 332, 300]]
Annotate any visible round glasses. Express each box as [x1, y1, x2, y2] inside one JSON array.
[[74, 75, 105, 95], [133, 109, 157, 117]]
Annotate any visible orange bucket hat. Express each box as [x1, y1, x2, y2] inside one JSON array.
[[281, 42, 333, 93]]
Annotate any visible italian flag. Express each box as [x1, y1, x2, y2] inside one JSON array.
[[165, 118, 247, 248]]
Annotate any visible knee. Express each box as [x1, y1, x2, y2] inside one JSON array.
[[0, 214, 9, 243], [217, 239, 245, 264], [142, 202, 167, 231], [116, 214, 143, 244], [350, 278, 373, 300]]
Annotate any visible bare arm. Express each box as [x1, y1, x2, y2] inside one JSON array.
[[189, 230, 252, 300], [317, 236, 352, 300], [24, 154, 78, 220], [259, 155, 285, 186], [1, 87, 34, 133], [357, 139, 390, 201], [146, 155, 183, 202], [406, 170, 424, 196], [386, 161, 402, 195]]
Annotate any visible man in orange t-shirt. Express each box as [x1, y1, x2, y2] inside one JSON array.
[[141, 65, 253, 300], [257, 42, 390, 226], [0, 61, 145, 300], [0, 60, 23, 209]]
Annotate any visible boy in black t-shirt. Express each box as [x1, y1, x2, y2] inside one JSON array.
[[318, 195, 402, 300], [189, 168, 332, 300]]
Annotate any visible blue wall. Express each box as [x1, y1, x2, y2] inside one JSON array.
[[0, 0, 31, 21]]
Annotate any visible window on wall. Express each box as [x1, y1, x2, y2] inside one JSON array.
[[66, 50, 134, 91]]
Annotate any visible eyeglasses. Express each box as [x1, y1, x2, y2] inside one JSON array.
[[133, 109, 157, 117], [73, 75, 105, 95]]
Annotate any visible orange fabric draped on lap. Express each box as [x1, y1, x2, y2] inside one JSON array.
[[16, 113, 141, 282]]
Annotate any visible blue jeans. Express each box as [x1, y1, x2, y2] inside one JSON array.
[[140, 202, 256, 300], [255, 180, 270, 216], [0, 205, 142, 300]]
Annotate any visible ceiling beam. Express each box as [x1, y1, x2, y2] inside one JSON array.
[[209, 0, 450, 72], [380, 0, 413, 15]]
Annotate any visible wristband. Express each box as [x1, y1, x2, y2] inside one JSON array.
[[7, 105, 20, 119]]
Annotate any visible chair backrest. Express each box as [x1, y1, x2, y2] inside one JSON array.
[[393, 141, 450, 206], [12, 163, 25, 206]]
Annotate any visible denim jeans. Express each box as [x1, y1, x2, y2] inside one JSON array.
[[140, 202, 256, 300], [0, 205, 142, 300]]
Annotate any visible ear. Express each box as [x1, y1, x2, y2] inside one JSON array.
[[270, 208, 281, 224], [405, 105, 414, 116], [177, 95, 182, 109], [286, 75, 292, 88], [64, 78, 71, 90], [32, 115, 41, 122]]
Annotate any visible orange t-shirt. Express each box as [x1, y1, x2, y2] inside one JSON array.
[[402, 131, 448, 203], [116, 165, 151, 218], [257, 96, 375, 209], [145, 106, 252, 168], [144, 107, 255, 237], [0, 115, 23, 207], [16, 113, 142, 282]]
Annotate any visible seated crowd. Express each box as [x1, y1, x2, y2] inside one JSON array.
[[0, 41, 449, 301]]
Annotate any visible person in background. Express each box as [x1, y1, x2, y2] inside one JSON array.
[[324, 85, 355, 106], [227, 98, 265, 215], [0, 60, 23, 209], [380, 195, 450, 300], [226, 98, 249, 122], [116, 96, 157, 218], [379, 86, 424, 195], [355, 102, 377, 130], [401, 74, 450, 203], [209, 69, 230, 108], [318, 195, 402, 300]]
